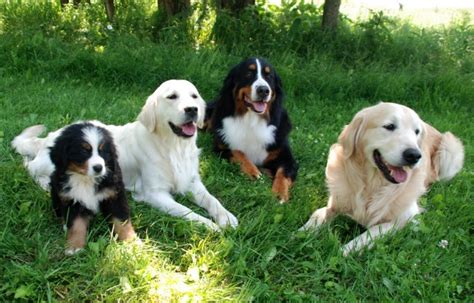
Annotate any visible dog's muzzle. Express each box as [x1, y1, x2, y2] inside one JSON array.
[[373, 150, 409, 184]]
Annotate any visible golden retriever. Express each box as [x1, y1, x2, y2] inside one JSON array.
[[300, 102, 464, 256]]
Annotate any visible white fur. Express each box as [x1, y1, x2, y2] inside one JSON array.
[[60, 174, 115, 213], [437, 132, 464, 181], [12, 80, 238, 231], [219, 112, 276, 165], [11, 125, 46, 159]]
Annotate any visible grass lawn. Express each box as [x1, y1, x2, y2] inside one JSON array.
[[0, 1, 473, 301]]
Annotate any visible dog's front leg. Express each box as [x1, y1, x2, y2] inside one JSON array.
[[190, 180, 238, 229], [65, 215, 90, 256], [342, 222, 397, 257], [299, 206, 336, 231], [231, 150, 261, 179], [144, 190, 221, 231], [299, 197, 337, 231]]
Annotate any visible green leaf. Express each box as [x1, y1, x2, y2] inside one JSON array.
[[264, 246, 278, 263], [273, 213, 283, 224], [433, 193, 444, 203], [88, 241, 100, 254], [14, 285, 34, 299], [382, 277, 394, 292], [301, 261, 316, 270]]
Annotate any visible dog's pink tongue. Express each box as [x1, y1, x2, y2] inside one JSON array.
[[252, 101, 267, 113], [390, 166, 407, 183], [181, 122, 196, 136]]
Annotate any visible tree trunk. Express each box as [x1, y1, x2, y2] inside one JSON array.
[[158, 0, 191, 18], [104, 0, 115, 22], [216, 0, 255, 12], [322, 0, 341, 31]]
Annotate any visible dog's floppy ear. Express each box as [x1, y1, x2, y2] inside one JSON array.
[[223, 65, 237, 91], [50, 138, 69, 171], [212, 64, 239, 119], [138, 95, 157, 133], [339, 115, 366, 159]]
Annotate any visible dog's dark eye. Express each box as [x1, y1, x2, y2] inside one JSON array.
[[81, 143, 92, 151], [383, 123, 396, 131], [415, 129, 420, 135], [99, 143, 104, 151], [167, 94, 178, 100], [246, 71, 253, 78], [191, 93, 198, 99]]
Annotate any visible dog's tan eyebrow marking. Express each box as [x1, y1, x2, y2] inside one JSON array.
[[264, 66, 271, 74], [249, 64, 256, 70]]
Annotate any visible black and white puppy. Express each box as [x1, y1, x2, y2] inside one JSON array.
[[206, 57, 298, 202], [49, 122, 136, 255]]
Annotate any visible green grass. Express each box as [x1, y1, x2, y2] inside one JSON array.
[[0, 1, 473, 301]]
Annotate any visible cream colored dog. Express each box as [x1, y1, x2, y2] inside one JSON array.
[[300, 102, 464, 256]]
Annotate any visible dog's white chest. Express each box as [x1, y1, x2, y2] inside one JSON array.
[[168, 149, 199, 193], [61, 174, 109, 213], [220, 113, 276, 165]]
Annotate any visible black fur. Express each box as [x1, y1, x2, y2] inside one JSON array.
[[49, 122, 131, 229], [207, 57, 298, 183]]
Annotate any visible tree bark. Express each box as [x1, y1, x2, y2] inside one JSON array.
[[322, 0, 341, 31], [158, 0, 191, 18], [104, 0, 115, 22], [216, 0, 255, 12]]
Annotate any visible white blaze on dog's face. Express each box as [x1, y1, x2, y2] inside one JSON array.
[[342, 102, 424, 184], [250, 59, 272, 103], [82, 127, 107, 177], [138, 80, 206, 138]]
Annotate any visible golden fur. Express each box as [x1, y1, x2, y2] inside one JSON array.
[[301, 102, 464, 256]]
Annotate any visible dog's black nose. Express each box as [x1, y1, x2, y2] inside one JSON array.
[[184, 107, 198, 117], [256, 85, 270, 99], [93, 164, 103, 173], [402, 148, 422, 165]]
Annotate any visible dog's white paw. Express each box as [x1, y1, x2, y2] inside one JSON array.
[[299, 219, 318, 232], [216, 211, 239, 229], [37, 176, 51, 190], [65, 247, 84, 256], [199, 218, 221, 232]]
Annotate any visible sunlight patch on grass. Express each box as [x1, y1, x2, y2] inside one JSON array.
[[98, 237, 239, 301]]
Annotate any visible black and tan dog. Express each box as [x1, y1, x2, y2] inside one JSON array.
[[206, 58, 298, 202]]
